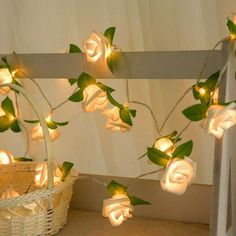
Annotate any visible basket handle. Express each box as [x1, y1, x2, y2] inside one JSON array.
[[0, 83, 54, 189]]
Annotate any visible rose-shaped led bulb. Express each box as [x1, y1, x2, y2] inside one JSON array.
[[160, 157, 196, 195], [154, 138, 173, 156], [34, 162, 62, 188], [103, 107, 131, 132], [83, 84, 108, 112], [84, 31, 111, 62], [0, 68, 13, 95], [0, 149, 14, 165], [30, 124, 59, 142], [201, 103, 236, 139], [102, 194, 133, 227]]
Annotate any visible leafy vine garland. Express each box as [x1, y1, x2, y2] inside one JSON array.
[[0, 18, 236, 226]]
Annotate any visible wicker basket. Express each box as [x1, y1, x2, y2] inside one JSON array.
[[0, 84, 77, 235]]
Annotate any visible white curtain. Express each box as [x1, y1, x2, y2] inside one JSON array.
[[0, 0, 235, 185]]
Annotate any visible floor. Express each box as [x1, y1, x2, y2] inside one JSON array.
[[57, 210, 209, 236]]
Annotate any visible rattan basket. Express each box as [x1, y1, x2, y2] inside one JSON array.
[[0, 84, 77, 235]]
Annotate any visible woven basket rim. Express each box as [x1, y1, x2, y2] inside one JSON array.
[[0, 176, 78, 208]]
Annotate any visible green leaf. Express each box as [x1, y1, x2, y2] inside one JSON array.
[[107, 55, 114, 73], [107, 180, 127, 196], [53, 121, 69, 126], [0, 115, 10, 132], [10, 119, 21, 132], [130, 109, 137, 118], [119, 107, 132, 126], [69, 44, 82, 53], [0, 64, 7, 69], [104, 27, 116, 45], [227, 18, 236, 35], [147, 147, 170, 167], [68, 78, 78, 85], [24, 119, 40, 124], [96, 82, 115, 93], [69, 89, 84, 102], [1, 97, 15, 116], [128, 195, 151, 206], [205, 71, 220, 91], [13, 157, 33, 162], [192, 82, 205, 100], [172, 140, 193, 158], [107, 93, 122, 108], [77, 72, 96, 89], [47, 121, 57, 129], [61, 161, 74, 181], [182, 104, 208, 121]]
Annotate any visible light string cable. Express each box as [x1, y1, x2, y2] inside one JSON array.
[[159, 37, 229, 133]]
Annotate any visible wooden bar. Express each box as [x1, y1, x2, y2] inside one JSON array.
[[0, 50, 226, 79]]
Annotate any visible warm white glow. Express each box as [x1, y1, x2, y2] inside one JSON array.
[[160, 157, 196, 195], [84, 31, 111, 62], [30, 124, 59, 142], [199, 87, 206, 96], [0, 68, 13, 95], [211, 88, 219, 104], [103, 194, 133, 227], [34, 162, 62, 188], [201, 103, 236, 139], [154, 138, 173, 155], [103, 106, 131, 132], [0, 149, 14, 165], [83, 84, 108, 112], [1, 187, 19, 199]]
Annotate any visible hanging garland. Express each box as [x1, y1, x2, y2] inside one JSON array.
[[0, 18, 236, 227]]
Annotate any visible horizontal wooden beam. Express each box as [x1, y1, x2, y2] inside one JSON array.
[[0, 50, 226, 79]]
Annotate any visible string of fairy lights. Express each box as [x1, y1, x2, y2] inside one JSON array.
[[0, 16, 236, 227]]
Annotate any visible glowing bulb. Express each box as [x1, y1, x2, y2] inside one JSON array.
[[154, 138, 173, 155], [211, 88, 219, 104], [199, 88, 206, 96], [102, 194, 133, 227], [0, 149, 14, 165]]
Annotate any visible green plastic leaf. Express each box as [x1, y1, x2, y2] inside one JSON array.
[[24, 119, 40, 124], [0, 116, 10, 132], [69, 89, 84, 102], [128, 195, 151, 206], [10, 119, 21, 132], [130, 109, 137, 118], [104, 27, 116, 45], [69, 44, 82, 53], [227, 18, 236, 35], [107, 180, 127, 196], [68, 78, 78, 85], [183, 104, 208, 121], [61, 161, 74, 181], [192, 82, 205, 100], [107, 55, 114, 73], [96, 82, 115, 93], [77, 73, 96, 89], [107, 93, 122, 108], [172, 140, 193, 158], [13, 157, 33, 162], [205, 71, 220, 91], [147, 147, 170, 167], [119, 107, 132, 126], [1, 97, 15, 116], [47, 121, 57, 129], [53, 121, 69, 126]]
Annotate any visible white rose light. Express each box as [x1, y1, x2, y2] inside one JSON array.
[[83, 84, 108, 112], [0, 149, 14, 165], [154, 138, 173, 156], [30, 124, 59, 142], [0, 68, 13, 95], [201, 103, 236, 139], [102, 194, 133, 227], [34, 162, 62, 188], [103, 107, 131, 132], [160, 157, 196, 195], [84, 31, 111, 62]]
